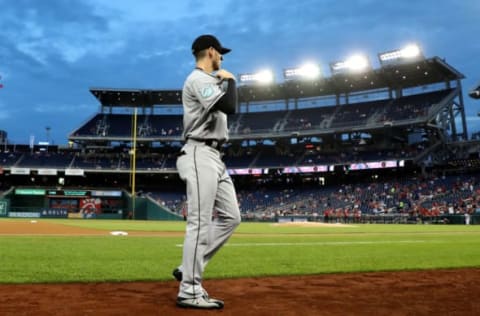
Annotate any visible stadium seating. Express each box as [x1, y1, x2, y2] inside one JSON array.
[[70, 89, 454, 139], [330, 99, 388, 128], [149, 173, 480, 222], [253, 146, 298, 167], [283, 106, 337, 131], [71, 113, 183, 137], [231, 110, 287, 134], [0, 152, 22, 167], [72, 155, 118, 169], [383, 89, 453, 122], [17, 152, 74, 168]]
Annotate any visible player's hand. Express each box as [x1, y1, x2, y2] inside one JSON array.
[[216, 69, 236, 81]]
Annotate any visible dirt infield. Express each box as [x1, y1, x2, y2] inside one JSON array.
[[0, 220, 183, 237], [1, 269, 479, 315], [0, 220, 479, 315]]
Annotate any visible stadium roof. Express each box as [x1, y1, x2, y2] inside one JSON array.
[[89, 88, 182, 107], [90, 56, 464, 107]]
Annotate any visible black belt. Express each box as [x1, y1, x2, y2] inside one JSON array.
[[188, 138, 225, 150], [205, 139, 225, 150]]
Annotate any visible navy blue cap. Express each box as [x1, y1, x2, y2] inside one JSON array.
[[191, 34, 231, 55]]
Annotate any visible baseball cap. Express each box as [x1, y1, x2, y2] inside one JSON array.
[[191, 34, 231, 55]]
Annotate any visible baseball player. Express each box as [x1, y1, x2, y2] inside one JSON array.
[[173, 34, 241, 309]]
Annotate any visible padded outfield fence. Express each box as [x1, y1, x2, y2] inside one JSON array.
[[2, 197, 478, 225], [242, 213, 480, 225]]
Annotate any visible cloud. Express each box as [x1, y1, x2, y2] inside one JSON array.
[[136, 46, 187, 61], [86, 0, 230, 23], [0, 1, 122, 65]]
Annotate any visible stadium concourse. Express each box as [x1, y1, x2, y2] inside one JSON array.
[[0, 51, 479, 225]]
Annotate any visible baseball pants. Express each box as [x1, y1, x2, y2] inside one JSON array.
[[176, 141, 241, 298]]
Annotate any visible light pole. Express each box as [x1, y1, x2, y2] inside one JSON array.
[[45, 126, 51, 143], [45, 126, 51, 152]]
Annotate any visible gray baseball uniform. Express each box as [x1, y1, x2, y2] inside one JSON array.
[[176, 68, 241, 299]]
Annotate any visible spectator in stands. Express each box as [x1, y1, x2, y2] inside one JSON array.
[[465, 210, 471, 225]]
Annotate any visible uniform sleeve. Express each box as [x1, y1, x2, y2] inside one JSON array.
[[190, 76, 225, 111], [210, 79, 237, 115]]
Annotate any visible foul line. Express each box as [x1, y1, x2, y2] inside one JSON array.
[[175, 240, 438, 247]]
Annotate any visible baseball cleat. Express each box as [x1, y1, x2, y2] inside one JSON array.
[[172, 268, 182, 281], [176, 295, 224, 309], [202, 290, 224, 308], [205, 296, 224, 308]]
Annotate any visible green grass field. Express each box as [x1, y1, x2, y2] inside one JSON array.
[[1, 219, 479, 284]]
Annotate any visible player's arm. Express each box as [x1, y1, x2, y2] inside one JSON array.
[[210, 69, 237, 115], [211, 78, 237, 115]]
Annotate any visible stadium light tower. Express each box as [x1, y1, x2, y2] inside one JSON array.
[[239, 69, 275, 85], [329, 54, 370, 75], [378, 43, 424, 66], [283, 62, 322, 80]]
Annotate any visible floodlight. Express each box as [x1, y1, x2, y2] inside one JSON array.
[[284, 62, 321, 80], [257, 70, 274, 83], [345, 55, 369, 71], [378, 44, 424, 65], [330, 61, 348, 74], [239, 69, 274, 84], [330, 54, 370, 75], [401, 44, 421, 58]]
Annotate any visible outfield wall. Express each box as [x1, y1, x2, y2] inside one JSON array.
[[123, 194, 182, 220], [1, 188, 477, 224], [243, 213, 480, 225]]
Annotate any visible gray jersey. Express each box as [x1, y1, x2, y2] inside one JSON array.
[[182, 69, 229, 141]]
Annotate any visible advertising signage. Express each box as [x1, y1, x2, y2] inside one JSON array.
[[15, 188, 122, 198], [91, 190, 122, 197], [15, 189, 46, 195], [47, 190, 89, 197]]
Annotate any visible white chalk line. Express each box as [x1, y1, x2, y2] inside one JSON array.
[[175, 240, 439, 247]]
